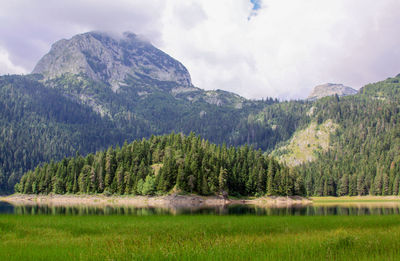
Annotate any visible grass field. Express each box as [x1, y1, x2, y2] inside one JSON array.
[[0, 214, 400, 260]]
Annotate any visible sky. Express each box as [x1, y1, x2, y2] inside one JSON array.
[[1, 0, 400, 100]]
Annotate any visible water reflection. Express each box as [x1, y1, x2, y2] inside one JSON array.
[[0, 201, 14, 214], [1, 202, 400, 216]]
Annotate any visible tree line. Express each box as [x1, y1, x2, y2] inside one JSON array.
[[16, 132, 305, 196]]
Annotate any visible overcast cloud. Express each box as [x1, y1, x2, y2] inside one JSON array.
[[1, 0, 400, 99]]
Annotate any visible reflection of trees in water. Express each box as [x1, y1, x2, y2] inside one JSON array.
[[0, 201, 14, 214], [11, 204, 232, 216], [7, 204, 400, 216], [13, 205, 173, 216], [307, 205, 400, 216]]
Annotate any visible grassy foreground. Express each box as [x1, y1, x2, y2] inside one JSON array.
[[0, 215, 400, 260]]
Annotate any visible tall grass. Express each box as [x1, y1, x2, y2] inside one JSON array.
[[0, 214, 399, 260]]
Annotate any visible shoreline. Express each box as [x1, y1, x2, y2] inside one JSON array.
[[311, 196, 400, 202], [3, 194, 400, 209], [310, 196, 400, 207], [0, 194, 311, 208]]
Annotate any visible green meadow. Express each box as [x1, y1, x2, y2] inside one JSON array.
[[1, 214, 400, 260]]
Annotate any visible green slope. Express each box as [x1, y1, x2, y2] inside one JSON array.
[[0, 75, 141, 193]]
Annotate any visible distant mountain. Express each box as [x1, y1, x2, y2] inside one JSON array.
[[307, 83, 357, 100], [34, 32, 250, 114], [33, 32, 192, 91]]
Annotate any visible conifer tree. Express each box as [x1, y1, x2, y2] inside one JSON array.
[[218, 167, 228, 193]]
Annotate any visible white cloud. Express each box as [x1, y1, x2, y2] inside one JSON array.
[[0, 47, 27, 75], [1, 0, 400, 99], [159, 0, 400, 99]]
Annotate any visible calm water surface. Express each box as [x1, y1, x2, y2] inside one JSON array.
[[1, 201, 400, 216]]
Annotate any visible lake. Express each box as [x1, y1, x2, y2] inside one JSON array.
[[1, 201, 400, 260], [1, 201, 400, 216]]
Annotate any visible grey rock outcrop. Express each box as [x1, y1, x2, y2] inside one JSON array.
[[308, 83, 357, 100], [33, 32, 192, 91]]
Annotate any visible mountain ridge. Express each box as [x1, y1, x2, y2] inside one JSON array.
[[308, 83, 357, 100]]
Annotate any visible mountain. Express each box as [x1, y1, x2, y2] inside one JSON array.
[[291, 74, 400, 196], [33, 32, 192, 91], [307, 83, 357, 100], [34, 32, 254, 116], [0, 31, 296, 194], [3, 31, 400, 197]]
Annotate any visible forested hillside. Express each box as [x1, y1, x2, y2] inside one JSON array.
[[6, 73, 400, 197], [0, 73, 307, 194], [296, 74, 400, 196], [0, 32, 311, 194], [0, 74, 139, 194], [3, 31, 400, 197], [15, 133, 304, 197]]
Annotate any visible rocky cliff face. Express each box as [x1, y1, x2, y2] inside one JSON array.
[[33, 32, 192, 91], [308, 83, 357, 100]]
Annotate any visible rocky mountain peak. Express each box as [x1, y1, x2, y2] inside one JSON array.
[[32, 31, 192, 91], [308, 83, 357, 100]]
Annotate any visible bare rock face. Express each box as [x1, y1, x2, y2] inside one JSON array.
[[33, 32, 192, 91], [308, 83, 357, 100]]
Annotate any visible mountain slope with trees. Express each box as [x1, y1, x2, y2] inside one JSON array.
[[0, 32, 307, 194], [0, 72, 306, 194], [295, 74, 400, 196], [0, 74, 141, 194], [2, 31, 400, 197], [16, 133, 304, 197]]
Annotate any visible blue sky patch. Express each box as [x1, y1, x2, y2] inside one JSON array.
[[251, 0, 262, 10], [248, 0, 262, 20]]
